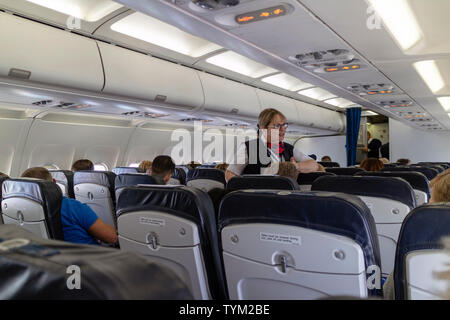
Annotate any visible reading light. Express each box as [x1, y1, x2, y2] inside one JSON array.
[[368, 0, 423, 51], [413, 60, 445, 93], [437, 97, 450, 112]]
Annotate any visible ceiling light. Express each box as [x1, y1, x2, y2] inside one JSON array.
[[26, 0, 123, 22], [363, 111, 379, 116], [438, 97, 450, 112], [413, 60, 445, 93], [297, 87, 336, 101], [261, 73, 314, 91], [112, 12, 222, 57], [368, 0, 422, 51], [324, 98, 355, 108], [206, 51, 277, 78]]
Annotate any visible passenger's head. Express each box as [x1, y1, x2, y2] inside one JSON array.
[[277, 162, 299, 181], [396, 158, 411, 166], [258, 108, 287, 144], [215, 163, 229, 172], [308, 154, 317, 160], [429, 168, 450, 203], [379, 157, 390, 164], [321, 156, 332, 162], [316, 164, 326, 172], [21, 167, 53, 181], [186, 161, 201, 171], [0, 172, 8, 179], [138, 160, 152, 174], [151, 155, 175, 184], [360, 158, 384, 172], [71, 159, 94, 172]]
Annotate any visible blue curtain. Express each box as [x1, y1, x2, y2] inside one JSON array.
[[346, 107, 362, 167]]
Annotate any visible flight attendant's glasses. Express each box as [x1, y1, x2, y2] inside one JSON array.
[[268, 123, 288, 129]]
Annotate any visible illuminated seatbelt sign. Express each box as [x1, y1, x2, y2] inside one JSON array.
[[235, 5, 287, 24]]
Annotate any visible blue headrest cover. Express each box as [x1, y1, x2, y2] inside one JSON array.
[[73, 171, 116, 189], [50, 170, 74, 198], [394, 203, 450, 300], [2, 179, 64, 240], [312, 175, 416, 209], [355, 171, 430, 197], [116, 185, 227, 299], [112, 167, 140, 175], [227, 175, 299, 190], [382, 166, 437, 180], [115, 173, 157, 190], [187, 168, 226, 185], [325, 167, 365, 175], [218, 190, 382, 296], [297, 172, 336, 185], [171, 168, 186, 185]]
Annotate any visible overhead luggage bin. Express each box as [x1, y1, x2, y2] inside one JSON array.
[[0, 12, 104, 92], [198, 72, 262, 118], [293, 99, 345, 132], [255, 89, 298, 123], [98, 42, 204, 110]]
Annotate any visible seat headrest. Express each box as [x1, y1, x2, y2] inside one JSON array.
[[218, 190, 381, 296], [0, 176, 9, 206], [355, 171, 430, 196], [116, 185, 227, 299], [325, 167, 365, 175], [115, 173, 157, 190], [187, 168, 226, 185], [1, 179, 63, 240], [394, 203, 450, 299], [312, 175, 417, 209], [73, 171, 116, 189], [382, 166, 438, 180], [49, 170, 74, 198], [171, 167, 186, 185], [227, 175, 299, 190], [297, 172, 336, 185], [318, 161, 340, 168], [112, 167, 141, 175]]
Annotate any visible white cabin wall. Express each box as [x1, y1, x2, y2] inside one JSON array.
[[390, 119, 450, 163], [294, 135, 347, 167]]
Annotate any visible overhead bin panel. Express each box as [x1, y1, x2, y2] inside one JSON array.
[[255, 89, 299, 124], [98, 42, 203, 110], [0, 12, 104, 92], [294, 100, 344, 132], [198, 72, 261, 118]]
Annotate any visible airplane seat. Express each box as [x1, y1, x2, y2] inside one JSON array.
[[312, 175, 416, 278], [0, 224, 192, 299], [197, 164, 216, 169], [177, 165, 189, 175], [383, 163, 399, 168], [1, 178, 63, 240], [116, 185, 227, 300], [186, 168, 226, 192], [73, 171, 116, 228], [382, 166, 438, 180], [325, 167, 365, 175], [394, 203, 450, 300], [297, 172, 336, 191], [355, 171, 430, 205], [227, 175, 300, 190], [168, 167, 186, 185], [0, 176, 10, 224], [114, 173, 158, 202], [318, 161, 340, 168], [218, 190, 381, 299], [112, 167, 141, 175], [49, 170, 74, 198]]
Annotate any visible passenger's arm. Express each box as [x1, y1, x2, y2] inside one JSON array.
[[87, 218, 118, 244], [225, 170, 237, 182]]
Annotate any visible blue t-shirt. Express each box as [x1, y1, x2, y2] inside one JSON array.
[[61, 197, 99, 245]]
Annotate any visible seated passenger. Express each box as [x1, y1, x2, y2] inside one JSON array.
[[379, 158, 390, 165], [138, 160, 152, 174], [71, 159, 94, 172], [150, 155, 176, 185], [21, 167, 118, 246], [215, 163, 229, 172], [321, 156, 332, 162], [277, 162, 299, 181], [396, 158, 411, 166], [316, 164, 326, 172], [360, 158, 384, 172], [0, 172, 8, 178], [429, 168, 450, 203], [308, 154, 317, 160], [186, 161, 201, 171]]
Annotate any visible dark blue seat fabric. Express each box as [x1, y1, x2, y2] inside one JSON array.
[[297, 172, 336, 186], [218, 190, 382, 297], [1, 178, 63, 240], [49, 170, 75, 198], [115, 173, 157, 190], [112, 167, 141, 175], [382, 166, 438, 180], [187, 168, 226, 185], [318, 161, 340, 168], [325, 167, 365, 175], [116, 185, 227, 300], [394, 204, 450, 300], [417, 162, 449, 170], [355, 171, 430, 198], [73, 171, 116, 203], [227, 175, 299, 190], [311, 175, 416, 209], [171, 167, 186, 185]]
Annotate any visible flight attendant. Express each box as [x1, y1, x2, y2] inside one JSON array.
[[225, 108, 318, 181]]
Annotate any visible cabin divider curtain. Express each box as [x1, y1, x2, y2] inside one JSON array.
[[346, 107, 361, 167]]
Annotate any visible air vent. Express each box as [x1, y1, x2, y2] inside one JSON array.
[[32, 100, 53, 106], [376, 100, 413, 108], [409, 117, 434, 122], [347, 84, 396, 96], [180, 118, 213, 123], [223, 123, 249, 128], [288, 49, 365, 73], [8, 68, 31, 80], [396, 111, 426, 117], [192, 0, 240, 10], [122, 111, 168, 118]]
